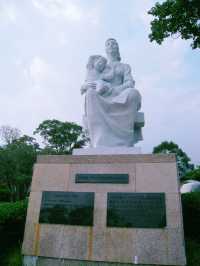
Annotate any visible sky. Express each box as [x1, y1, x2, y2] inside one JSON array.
[[0, 0, 200, 164]]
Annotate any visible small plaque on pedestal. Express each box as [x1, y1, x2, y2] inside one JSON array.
[[75, 173, 129, 184]]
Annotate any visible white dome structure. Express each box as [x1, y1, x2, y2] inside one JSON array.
[[180, 180, 200, 193]]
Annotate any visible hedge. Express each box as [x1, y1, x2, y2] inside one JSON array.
[[182, 192, 200, 240], [0, 187, 11, 202], [0, 200, 28, 225], [0, 200, 27, 263]]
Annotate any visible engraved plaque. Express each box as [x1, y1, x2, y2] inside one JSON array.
[[75, 174, 129, 184], [39, 191, 94, 226], [107, 193, 166, 228]]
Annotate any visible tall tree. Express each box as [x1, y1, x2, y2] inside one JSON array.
[[153, 141, 194, 178], [181, 166, 200, 182], [34, 119, 88, 154], [0, 135, 38, 201], [0, 125, 21, 145], [148, 0, 200, 49]]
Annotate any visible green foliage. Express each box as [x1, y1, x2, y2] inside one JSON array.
[[0, 186, 11, 202], [182, 192, 200, 240], [34, 119, 88, 154], [0, 135, 38, 201], [3, 246, 22, 266], [148, 0, 200, 49], [0, 200, 28, 225], [182, 166, 200, 182], [0, 200, 27, 264], [153, 141, 193, 178], [185, 238, 200, 266]]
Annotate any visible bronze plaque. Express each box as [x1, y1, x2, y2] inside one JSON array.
[[107, 192, 166, 228], [39, 191, 94, 226]]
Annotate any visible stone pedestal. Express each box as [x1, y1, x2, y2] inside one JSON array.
[[22, 154, 186, 266], [73, 147, 142, 155]]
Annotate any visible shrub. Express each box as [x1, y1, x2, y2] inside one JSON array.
[[0, 200, 28, 260], [3, 245, 23, 266], [0, 200, 27, 225], [182, 192, 200, 240], [0, 187, 11, 202], [181, 166, 200, 182]]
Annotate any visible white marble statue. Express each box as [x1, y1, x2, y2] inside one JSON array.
[[81, 38, 144, 147]]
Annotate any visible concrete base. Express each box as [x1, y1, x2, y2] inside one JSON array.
[[23, 256, 173, 266], [22, 154, 186, 266], [73, 147, 141, 155]]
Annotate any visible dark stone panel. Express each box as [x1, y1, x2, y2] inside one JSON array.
[[107, 192, 166, 228], [75, 174, 129, 184], [39, 191, 94, 226]]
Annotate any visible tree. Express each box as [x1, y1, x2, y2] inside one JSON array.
[[181, 166, 200, 182], [0, 134, 38, 201], [148, 0, 200, 49], [153, 141, 194, 178], [0, 125, 21, 145], [34, 119, 88, 154]]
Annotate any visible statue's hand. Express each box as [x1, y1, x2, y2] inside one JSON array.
[[97, 84, 110, 95], [81, 82, 97, 95], [87, 82, 96, 90], [81, 85, 87, 95]]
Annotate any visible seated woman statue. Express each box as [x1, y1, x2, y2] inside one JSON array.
[[81, 38, 144, 147]]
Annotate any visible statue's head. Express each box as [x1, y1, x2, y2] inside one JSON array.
[[105, 38, 121, 61], [87, 55, 107, 72]]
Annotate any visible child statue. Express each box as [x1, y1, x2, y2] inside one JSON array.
[[81, 55, 113, 97]]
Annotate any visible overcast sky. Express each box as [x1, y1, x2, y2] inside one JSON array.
[[0, 0, 199, 164]]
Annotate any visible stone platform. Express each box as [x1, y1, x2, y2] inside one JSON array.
[[22, 154, 186, 266], [73, 147, 141, 155]]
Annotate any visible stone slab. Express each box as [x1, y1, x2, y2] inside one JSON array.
[[73, 147, 141, 155], [37, 154, 176, 164], [22, 192, 42, 255], [39, 224, 63, 258], [166, 193, 182, 229], [31, 163, 70, 192], [135, 229, 168, 265], [35, 256, 168, 266], [135, 162, 179, 193], [167, 228, 186, 265]]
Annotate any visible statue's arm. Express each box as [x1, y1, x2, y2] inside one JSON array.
[[122, 64, 135, 89], [114, 64, 135, 94]]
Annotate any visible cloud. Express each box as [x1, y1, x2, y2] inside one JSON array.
[[32, 0, 82, 22], [32, 0, 101, 26], [129, 0, 156, 30], [27, 56, 52, 85], [0, 2, 18, 23]]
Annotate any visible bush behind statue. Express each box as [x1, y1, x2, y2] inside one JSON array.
[[0, 200, 28, 261], [182, 192, 200, 240], [0, 200, 27, 225]]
